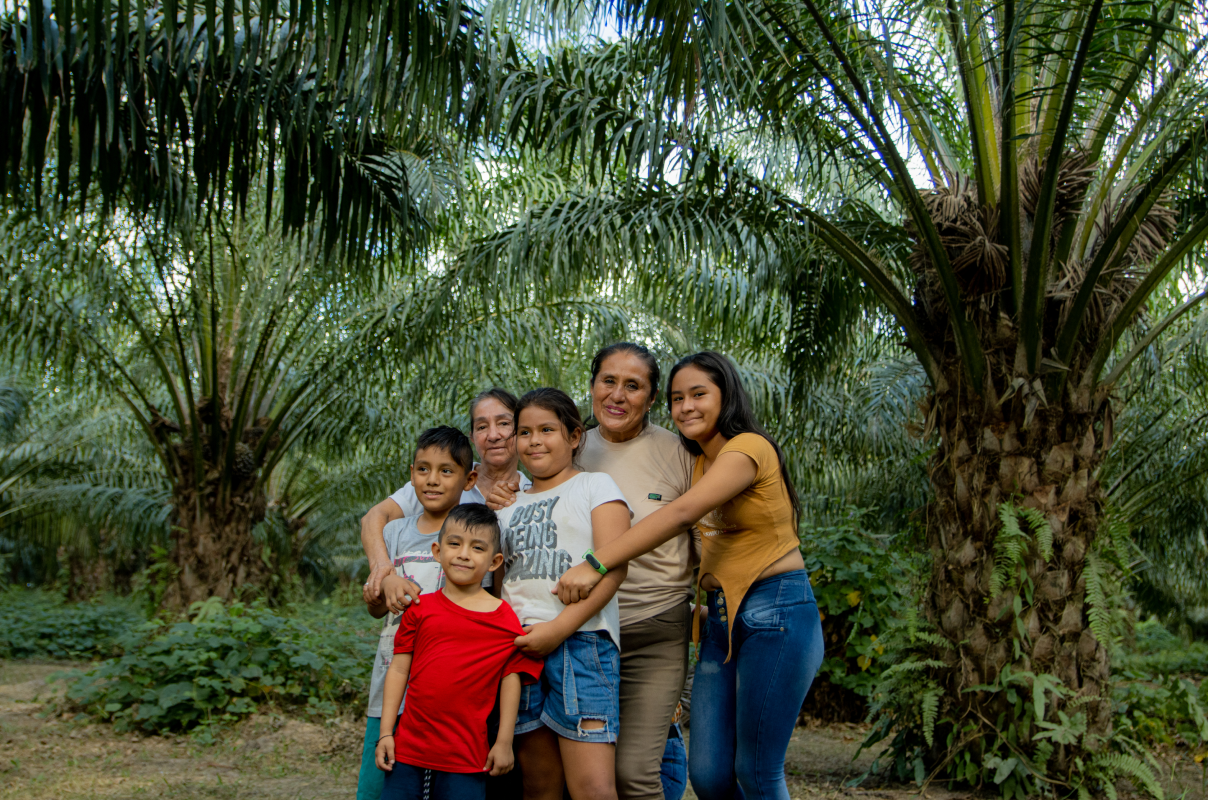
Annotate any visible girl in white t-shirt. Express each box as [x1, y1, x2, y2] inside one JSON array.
[[498, 388, 631, 800]]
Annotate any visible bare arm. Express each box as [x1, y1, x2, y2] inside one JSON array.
[[555, 451, 758, 603], [374, 652, 412, 771], [486, 673, 522, 775], [516, 501, 630, 657], [361, 497, 405, 602]]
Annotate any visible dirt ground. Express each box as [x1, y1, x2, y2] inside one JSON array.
[[1, 661, 1203, 800]]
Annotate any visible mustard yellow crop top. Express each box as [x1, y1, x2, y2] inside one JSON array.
[[693, 433, 798, 661]]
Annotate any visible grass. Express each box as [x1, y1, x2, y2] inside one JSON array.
[[2, 592, 1206, 798]]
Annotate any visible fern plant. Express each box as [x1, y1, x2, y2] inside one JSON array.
[[862, 502, 1173, 798]]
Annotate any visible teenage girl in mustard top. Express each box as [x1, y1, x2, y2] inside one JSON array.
[[556, 351, 825, 800]]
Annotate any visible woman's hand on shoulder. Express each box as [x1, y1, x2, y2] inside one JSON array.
[[486, 480, 520, 511]]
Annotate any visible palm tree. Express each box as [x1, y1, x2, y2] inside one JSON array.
[[1, 0, 481, 259], [0, 378, 171, 594], [1103, 297, 1208, 636], [0, 196, 465, 606], [462, 0, 1208, 790], [1, 111, 776, 603]]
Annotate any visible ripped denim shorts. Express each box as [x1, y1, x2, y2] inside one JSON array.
[[514, 630, 619, 744]]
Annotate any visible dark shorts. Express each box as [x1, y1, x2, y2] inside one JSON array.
[[514, 630, 620, 744], [382, 762, 487, 800]]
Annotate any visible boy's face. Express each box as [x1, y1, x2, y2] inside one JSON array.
[[411, 446, 477, 514], [432, 520, 503, 587]]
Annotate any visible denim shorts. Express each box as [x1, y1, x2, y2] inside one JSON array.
[[515, 630, 620, 744]]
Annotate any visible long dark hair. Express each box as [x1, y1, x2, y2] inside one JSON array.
[[516, 388, 587, 461], [666, 351, 801, 523], [586, 342, 661, 430]]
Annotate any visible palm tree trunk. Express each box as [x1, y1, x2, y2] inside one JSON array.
[[162, 432, 271, 608], [923, 376, 1112, 774]]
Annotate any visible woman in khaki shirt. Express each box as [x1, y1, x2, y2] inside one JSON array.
[[555, 351, 825, 800]]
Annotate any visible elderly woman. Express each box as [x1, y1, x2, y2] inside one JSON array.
[[491, 342, 695, 800]]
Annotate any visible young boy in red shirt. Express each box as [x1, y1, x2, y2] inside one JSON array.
[[376, 503, 542, 800]]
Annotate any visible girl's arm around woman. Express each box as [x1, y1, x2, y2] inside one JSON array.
[[553, 451, 757, 604]]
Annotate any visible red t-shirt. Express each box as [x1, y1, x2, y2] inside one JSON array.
[[392, 590, 543, 773]]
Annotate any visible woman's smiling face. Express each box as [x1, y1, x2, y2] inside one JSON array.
[[591, 352, 656, 443], [669, 364, 722, 442]]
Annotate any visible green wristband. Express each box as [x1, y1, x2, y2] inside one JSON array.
[[583, 550, 607, 575]]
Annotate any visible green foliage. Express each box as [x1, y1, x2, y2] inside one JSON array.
[[800, 508, 918, 705], [1113, 676, 1208, 748], [1117, 619, 1208, 677], [0, 589, 142, 659], [863, 617, 1169, 799], [859, 570, 1205, 799], [66, 598, 377, 733], [992, 503, 1052, 597], [1113, 618, 1208, 751], [1085, 552, 1112, 644], [129, 545, 181, 616]]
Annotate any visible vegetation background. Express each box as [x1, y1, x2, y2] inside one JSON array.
[[1, 0, 1207, 797]]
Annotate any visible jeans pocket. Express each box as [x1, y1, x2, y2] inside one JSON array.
[[593, 634, 619, 691], [561, 634, 619, 721], [739, 605, 786, 631], [569, 633, 617, 692]]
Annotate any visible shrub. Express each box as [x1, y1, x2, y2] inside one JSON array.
[[1115, 618, 1208, 678], [66, 597, 377, 732], [1112, 619, 1208, 749], [1112, 675, 1208, 748], [0, 589, 142, 659], [799, 508, 919, 722]]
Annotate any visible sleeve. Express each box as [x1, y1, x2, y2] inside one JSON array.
[[381, 518, 407, 561], [503, 648, 544, 686], [721, 433, 777, 481], [393, 603, 423, 655], [587, 473, 631, 517], [389, 484, 420, 517], [673, 440, 694, 497], [495, 509, 513, 562]]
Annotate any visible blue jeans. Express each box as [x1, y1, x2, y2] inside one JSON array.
[[514, 631, 620, 743], [382, 762, 487, 800], [357, 717, 385, 800], [689, 570, 825, 800], [661, 724, 688, 800]]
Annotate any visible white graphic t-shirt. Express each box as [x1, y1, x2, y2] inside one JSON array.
[[366, 515, 490, 717], [496, 472, 630, 645]]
